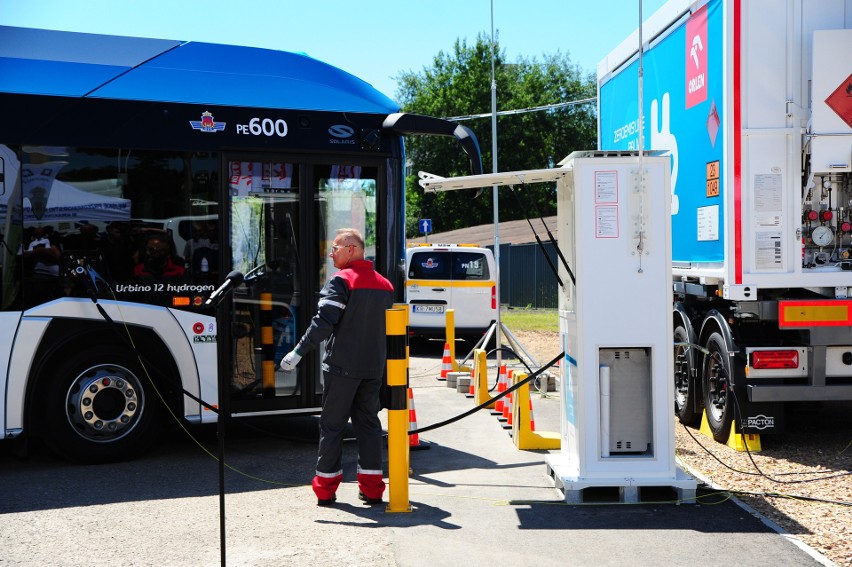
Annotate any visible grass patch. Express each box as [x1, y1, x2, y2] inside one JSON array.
[[499, 307, 558, 332]]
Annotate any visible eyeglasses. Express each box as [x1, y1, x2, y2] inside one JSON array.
[[329, 244, 355, 253]]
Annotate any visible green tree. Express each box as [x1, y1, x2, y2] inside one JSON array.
[[396, 34, 597, 238]]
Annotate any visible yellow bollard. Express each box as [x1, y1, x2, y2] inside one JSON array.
[[445, 308, 458, 371], [473, 349, 494, 409], [386, 307, 412, 512], [511, 373, 561, 450]]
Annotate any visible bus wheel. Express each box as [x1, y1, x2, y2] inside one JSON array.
[[701, 332, 733, 443], [674, 326, 701, 426], [43, 345, 164, 463]]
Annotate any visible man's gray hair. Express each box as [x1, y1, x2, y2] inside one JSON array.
[[336, 228, 364, 248]]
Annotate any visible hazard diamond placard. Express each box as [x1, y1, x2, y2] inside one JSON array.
[[825, 73, 852, 128]]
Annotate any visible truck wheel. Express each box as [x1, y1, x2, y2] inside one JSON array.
[[42, 345, 164, 463], [674, 326, 701, 425], [701, 332, 733, 442]]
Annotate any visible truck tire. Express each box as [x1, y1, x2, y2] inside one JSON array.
[[42, 344, 164, 463], [701, 332, 733, 442], [674, 326, 701, 425]]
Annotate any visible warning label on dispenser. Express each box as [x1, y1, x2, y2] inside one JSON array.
[[595, 170, 619, 204], [595, 205, 619, 238]]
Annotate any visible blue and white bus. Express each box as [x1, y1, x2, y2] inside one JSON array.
[[0, 26, 481, 462]]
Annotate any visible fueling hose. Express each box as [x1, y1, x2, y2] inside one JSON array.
[[506, 183, 575, 286]]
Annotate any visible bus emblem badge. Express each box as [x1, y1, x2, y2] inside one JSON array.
[[190, 111, 227, 133]]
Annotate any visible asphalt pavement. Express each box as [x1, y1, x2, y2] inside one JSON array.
[[0, 339, 835, 566]]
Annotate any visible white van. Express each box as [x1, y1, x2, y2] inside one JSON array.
[[405, 243, 497, 340]]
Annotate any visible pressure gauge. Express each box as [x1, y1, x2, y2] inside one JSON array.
[[811, 225, 834, 246]]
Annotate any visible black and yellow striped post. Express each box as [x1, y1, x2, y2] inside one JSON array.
[[393, 303, 410, 360], [386, 306, 411, 512], [260, 291, 276, 397]]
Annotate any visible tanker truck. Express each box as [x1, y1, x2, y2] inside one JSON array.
[[597, 0, 852, 441]]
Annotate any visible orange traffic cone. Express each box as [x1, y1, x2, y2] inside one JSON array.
[[528, 398, 536, 432], [502, 370, 514, 429], [492, 364, 507, 416], [467, 367, 475, 398], [438, 343, 453, 381], [407, 388, 419, 447]]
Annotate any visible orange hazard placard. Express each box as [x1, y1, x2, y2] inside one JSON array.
[[706, 160, 720, 197], [825, 73, 852, 128]]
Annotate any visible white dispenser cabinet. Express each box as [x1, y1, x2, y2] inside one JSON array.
[[545, 152, 696, 503]]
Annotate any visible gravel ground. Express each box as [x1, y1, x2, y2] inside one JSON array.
[[508, 329, 852, 567]]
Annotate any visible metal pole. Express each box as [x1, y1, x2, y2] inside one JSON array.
[[491, 0, 502, 367], [216, 297, 229, 567], [205, 269, 244, 567], [638, 0, 644, 159]]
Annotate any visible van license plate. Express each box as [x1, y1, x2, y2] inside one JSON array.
[[413, 305, 444, 313]]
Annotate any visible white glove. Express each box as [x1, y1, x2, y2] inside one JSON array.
[[279, 350, 302, 372]]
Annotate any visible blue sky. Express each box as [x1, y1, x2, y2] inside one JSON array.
[[1, 0, 667, 100]]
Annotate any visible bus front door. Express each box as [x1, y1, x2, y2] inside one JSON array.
[[225, 159, 318, 412]]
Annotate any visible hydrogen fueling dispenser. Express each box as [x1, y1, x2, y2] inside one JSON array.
[[417, 151, 696, 503], [545, 151, 695, 503]]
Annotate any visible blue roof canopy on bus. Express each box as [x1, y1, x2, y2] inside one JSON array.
[[0, 26, 399, 114]]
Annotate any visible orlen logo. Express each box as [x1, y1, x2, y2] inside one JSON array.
[[746, 414, 775, 430], [685, 3, 708, 109], [328, 124, 356, 144]]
